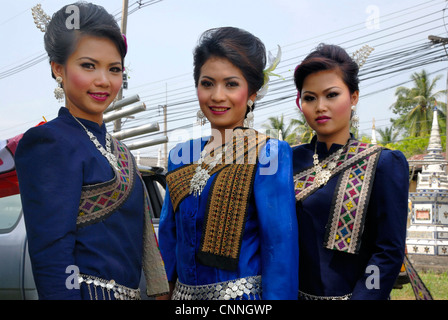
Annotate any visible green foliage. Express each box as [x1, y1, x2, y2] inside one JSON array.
[[381, 135, 446, 159], [377, 126, 399, 145], [261, 115, 298, 145], [391, 271, 448, 300], [289, 112, 313, 144], [385, 136, 430, 158], [262, 111, 315, 146], [390, 70, 446, 138]]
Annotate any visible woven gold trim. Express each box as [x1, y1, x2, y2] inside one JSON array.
[[166, 129, 268, 270]]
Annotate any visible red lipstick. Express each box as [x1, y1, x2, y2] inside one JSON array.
[[209, 106, 230, 115], [316, 116, 331, 124], [89, 92, 110, 102]]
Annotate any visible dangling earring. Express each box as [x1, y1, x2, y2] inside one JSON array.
[[243, 99, 254, 128], [54, 76, 64, 103], [196, 109, 206, 126], [351, 105, 359, 130]]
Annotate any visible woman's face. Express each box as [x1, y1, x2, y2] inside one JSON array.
[[52, 35, 123, 125], [197, 56, 256, 133], [300, 69, 359, 146]]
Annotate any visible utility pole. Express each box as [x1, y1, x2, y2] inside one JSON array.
[[114, 0, 129, 133], [162, 83, 168, 168], [164, 104, 167, 168], [429, 35, 448, 151], [158, 103, 168, 168]]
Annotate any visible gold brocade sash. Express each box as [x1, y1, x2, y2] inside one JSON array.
[[294, 140, 383, 254], [166, 129, 269, 270]]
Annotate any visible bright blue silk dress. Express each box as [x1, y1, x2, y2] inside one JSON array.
[[293, 136, 409, 300], [15, 107, 145, 300], [159, 136, 299, 300]]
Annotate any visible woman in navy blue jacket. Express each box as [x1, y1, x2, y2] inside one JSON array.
[[15, 2, 167, 300], [292, 44, 408, 300]]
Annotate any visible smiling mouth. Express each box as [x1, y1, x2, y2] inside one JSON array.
[[209, 106, 230, 113], [89, 92, 110, 101]]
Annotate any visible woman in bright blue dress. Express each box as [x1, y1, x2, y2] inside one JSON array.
[[159, 27, 298, 300]]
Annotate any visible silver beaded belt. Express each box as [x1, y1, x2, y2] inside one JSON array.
[[298, 290, 352, 300], [78, 273, 141, 300], [172, 276, 262, 300]]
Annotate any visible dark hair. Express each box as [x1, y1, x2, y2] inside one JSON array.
[[44, 2, 126, 79], [294, 44, 359, 94], [193, 27, 266, 102]]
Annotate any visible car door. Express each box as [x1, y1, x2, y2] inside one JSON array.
[[0, 194, 37, 299]]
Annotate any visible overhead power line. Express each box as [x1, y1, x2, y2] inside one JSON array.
[[1, 0, 447, 155], [0, 0, 164, 80]]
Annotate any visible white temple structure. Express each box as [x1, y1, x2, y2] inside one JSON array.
[[371, 118, 377, 145], [406, 108, 448, 256]]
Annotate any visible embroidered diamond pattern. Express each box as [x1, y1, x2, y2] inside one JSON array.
[[331, 154, 373, 253], [346, 200, 354, 210], [83, 202, 93, 210], [77, 138, 133, 223], [343, 214, 352, 223]]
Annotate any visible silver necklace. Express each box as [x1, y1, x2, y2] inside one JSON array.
[[312, 141, 348, 188], [71, 115, 119, 171], [189, 144, 227, 197]]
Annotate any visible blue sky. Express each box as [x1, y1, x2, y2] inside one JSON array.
[[1, 0, 447, 158]]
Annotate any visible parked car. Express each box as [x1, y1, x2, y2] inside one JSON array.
[[0, 165, 166, 300]]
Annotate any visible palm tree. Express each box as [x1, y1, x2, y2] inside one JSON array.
[[390, 70, 446, 137], [377, 126, 399, 145], [262, 115, 298, 145], [289, 112, 314, 144]]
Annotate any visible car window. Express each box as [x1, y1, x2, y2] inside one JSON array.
[[155, 180, 165, 201], [0, 194, 22, 233]]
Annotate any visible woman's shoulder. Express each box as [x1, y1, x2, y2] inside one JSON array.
[[259, 137, 292, 158], [264, 136, 291, 148], [167, 137, 205, 169], [377, 147, 408, 167], [292, 142, 311, 152], [291, 143, 313, 161], [169, 137, 204, 155], [373, 147, 409, 181], [17, 117, 75, 158]]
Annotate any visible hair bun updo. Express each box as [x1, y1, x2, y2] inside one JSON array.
[[294, 43, 359, 95], [44, 2, 127, 79]]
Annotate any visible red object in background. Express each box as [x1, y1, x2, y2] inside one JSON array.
[[0, 121, 46, 198]]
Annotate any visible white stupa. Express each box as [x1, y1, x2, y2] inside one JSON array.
[[407, 107, 448, 256]]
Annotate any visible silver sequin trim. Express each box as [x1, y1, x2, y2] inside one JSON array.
[[172, 276, 262, 300], [78, 273, 141, 300]]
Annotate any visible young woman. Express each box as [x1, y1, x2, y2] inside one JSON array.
[[293, 44, 409, 300], [158, 27, 298, 300], [15, 2, 168, 300]]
